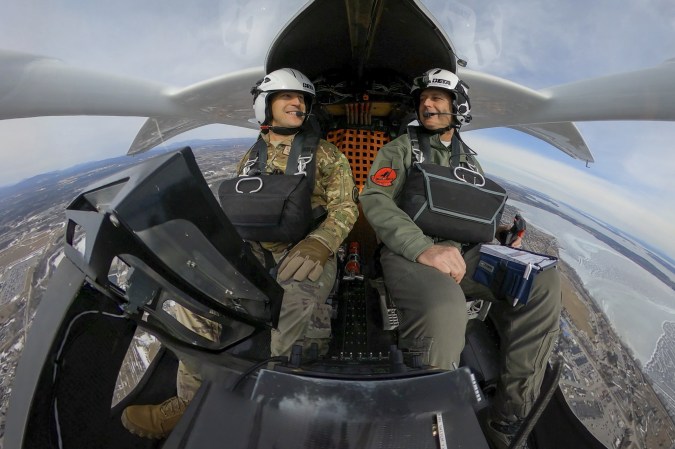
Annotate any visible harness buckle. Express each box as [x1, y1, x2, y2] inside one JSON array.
[[296, 155, 313, 176], [453, 165, 485, 187], [235, 177, 263, 193], [241, 157, 259, 176]]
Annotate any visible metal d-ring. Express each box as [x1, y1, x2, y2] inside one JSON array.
[[453, 165, 485, 186], [235, 177, 263, 193]]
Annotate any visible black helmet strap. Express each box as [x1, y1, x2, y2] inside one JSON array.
[[259, 125, 302, 135]]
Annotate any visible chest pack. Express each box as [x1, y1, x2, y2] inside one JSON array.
[[218, 130, 319, 244], [399, 126, 507, 244]]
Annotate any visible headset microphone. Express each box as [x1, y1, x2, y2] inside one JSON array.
[[422, 111, 454, 118], [293, 111, 310, 117]]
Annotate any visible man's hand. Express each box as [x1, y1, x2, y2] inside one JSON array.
[[416, 245, 466, 283], [497, 215, 526, 247], [496, 224, 523, 248], [278, 237, 332, 282], [509, 235, 523, 248]]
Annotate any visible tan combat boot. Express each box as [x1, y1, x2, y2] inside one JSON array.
[[121, 396, 188, 439]]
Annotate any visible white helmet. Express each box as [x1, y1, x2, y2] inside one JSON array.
[[251, 68, 315, 125], [411, 68, 472, 127]]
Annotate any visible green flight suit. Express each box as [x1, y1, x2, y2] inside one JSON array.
[[360, 132, 561, 422], [176, 132, 358, 401]]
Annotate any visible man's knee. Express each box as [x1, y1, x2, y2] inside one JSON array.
[[173, 303, 222, 342], [531, 267, 563, 317], [415, 288, 466, 325]]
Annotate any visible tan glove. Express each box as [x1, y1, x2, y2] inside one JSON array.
[[277, 237, 332, 282]]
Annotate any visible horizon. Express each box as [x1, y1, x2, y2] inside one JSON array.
[[0, 136, 255, 189], [2, 134, 674, 276]]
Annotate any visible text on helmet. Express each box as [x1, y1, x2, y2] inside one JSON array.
[[432, 78, 452, 86]]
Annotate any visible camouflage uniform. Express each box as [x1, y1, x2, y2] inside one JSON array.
[[176, 132, 357, 401], [174, 305, 221, 401], [360, 132, 561, 423]]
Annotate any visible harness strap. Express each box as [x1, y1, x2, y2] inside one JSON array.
[[253, 138, 267, 173], [408, 125, 476, 168], [243, 123, 320, 187], [450, 133, 462, 168], [286, 131, 305, 175], [407, 125, 431, 164], [245, 241, 281, 276]]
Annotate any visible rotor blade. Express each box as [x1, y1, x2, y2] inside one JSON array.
[[509, 122, 594, 163], [0, 50, 182, 119]]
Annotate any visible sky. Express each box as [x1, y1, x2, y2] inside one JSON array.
[[1, 0, 674, 261]]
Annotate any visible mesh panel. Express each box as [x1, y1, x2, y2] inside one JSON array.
[[327, 129, 390, 191], [326, 129, 391, 274]]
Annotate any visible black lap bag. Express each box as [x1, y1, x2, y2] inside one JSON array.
[[219, 174, 313, 244], [400, 163, 507, 244]]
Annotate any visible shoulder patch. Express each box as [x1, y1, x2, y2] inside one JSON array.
[[371, 167, 397, 186]]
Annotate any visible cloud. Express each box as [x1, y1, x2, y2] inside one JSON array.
[[2, 0, 304, 85], [579, 122, 675, 194], [422, 0, 675, 87], [218, 0, 306, 67]]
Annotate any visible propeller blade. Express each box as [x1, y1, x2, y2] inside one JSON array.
[[509, 122, 593, 163], [541, 60, 675, 123], [0, 50, 182, 119], [461, 60, 675, 129], [6, 48, 671, 162], [127, 117, 219, 155], [127, 67, 264, 154], [0, 49, 265, 129]]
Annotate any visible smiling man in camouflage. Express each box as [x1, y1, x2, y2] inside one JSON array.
[[121, 68, 358, 439]]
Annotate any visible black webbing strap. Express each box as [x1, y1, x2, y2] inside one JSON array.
[[450, 133, 462, 168], [408, 125, 420, 162], [407, 125, 432, 164], [251, 138, 267, 173], [243, 125, 320, 186], [263, 247, 278, 274], [292, 122, 321, 187], [244, 241, 280, 276], [453, 133, 479, 168], [285, 130, 305, 175], [233, 138, 266, 175], [408, 124, 473, 169]]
